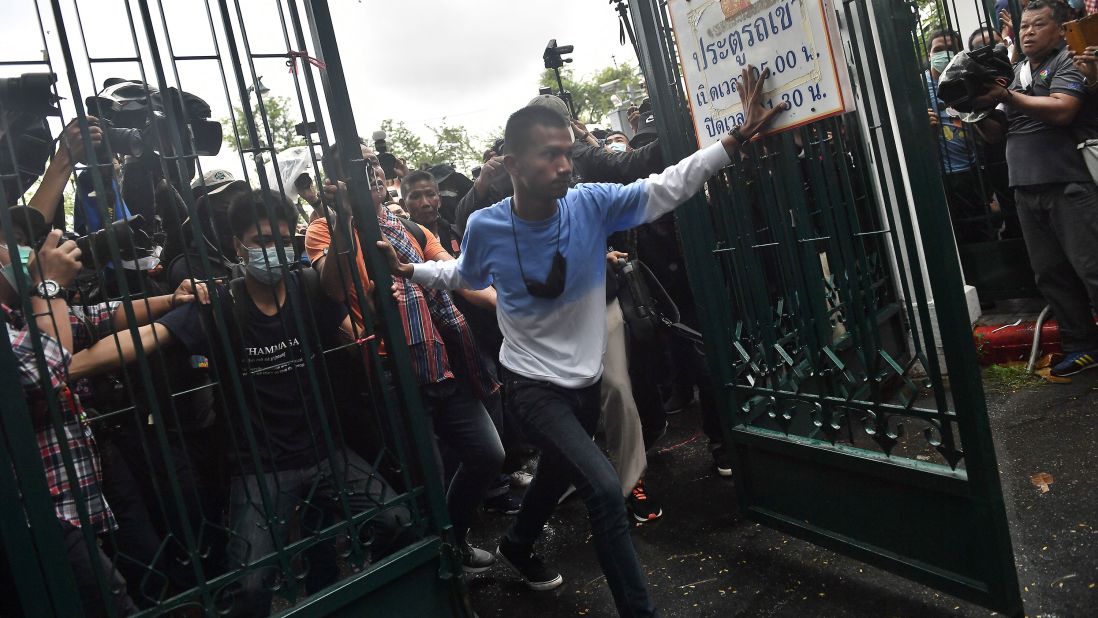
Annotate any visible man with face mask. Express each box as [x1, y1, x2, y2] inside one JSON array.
[[925, 28, 994, 244], [152, 189, 414, 616], [603, 131, 631, 154]]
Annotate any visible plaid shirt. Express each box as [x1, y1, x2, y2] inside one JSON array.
[[4, 304, 116, 534], [379, 211, 498, 397]]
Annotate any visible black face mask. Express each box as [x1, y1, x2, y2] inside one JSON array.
[[511, 206, 567, 299]]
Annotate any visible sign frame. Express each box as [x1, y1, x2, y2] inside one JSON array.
[[667, 0, 855, 147]]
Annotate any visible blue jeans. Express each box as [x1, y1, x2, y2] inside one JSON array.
[[420, 377, 505, 539], [224, 450, 412, 617], [501, 369, 657, 618]]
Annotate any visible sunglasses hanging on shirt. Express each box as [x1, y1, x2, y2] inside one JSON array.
[[511, 205, 567, 299]]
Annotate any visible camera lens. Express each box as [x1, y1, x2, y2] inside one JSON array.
[[104, 127, 144, 157]]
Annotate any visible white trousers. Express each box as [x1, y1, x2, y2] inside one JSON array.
[[601, 299, 647, 497]]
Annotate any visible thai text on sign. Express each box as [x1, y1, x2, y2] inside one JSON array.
[[668, 0, 854, 147]]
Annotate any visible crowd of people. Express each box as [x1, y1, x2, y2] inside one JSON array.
[[0, 24, 786, 613], [5, 1, 1098, 616], [926, 0, 1098, 377]]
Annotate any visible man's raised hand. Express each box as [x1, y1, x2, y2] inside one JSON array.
[[736, 65, 788, 140]]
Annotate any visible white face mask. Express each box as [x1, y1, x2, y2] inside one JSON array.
[[244, 243, 296, 285], [606, 142, 628, 154], [0, 244, 32, 290]]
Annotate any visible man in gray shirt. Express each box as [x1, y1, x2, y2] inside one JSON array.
[[976, 0, 1098, 377]]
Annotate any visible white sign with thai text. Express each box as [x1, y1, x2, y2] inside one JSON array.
[[668, 0, 854, 147]]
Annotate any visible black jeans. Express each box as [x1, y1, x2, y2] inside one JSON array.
[[60, 519, 139, 617], [1016, 182, 1098, 352], [501, 369, 657, 617], [420, 378, 505, 539]]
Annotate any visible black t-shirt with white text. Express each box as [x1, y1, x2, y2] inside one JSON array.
[[157, 271, 347, 471]]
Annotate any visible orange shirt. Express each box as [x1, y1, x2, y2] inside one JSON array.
[[304, 216, 450, 328]]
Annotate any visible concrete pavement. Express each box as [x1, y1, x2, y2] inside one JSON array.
[[467, 370, 1097, 617]]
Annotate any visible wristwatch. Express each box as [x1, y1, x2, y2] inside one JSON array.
[[730, 126, 749, 146], [34, 279, 63, 299]]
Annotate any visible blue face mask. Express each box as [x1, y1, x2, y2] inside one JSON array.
[[607, 142, 628, 154], [244, 244, 295, 285], [1, 245, 32, 290], [930, 50, 955, 74]]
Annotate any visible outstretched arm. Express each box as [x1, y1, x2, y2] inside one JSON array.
[[374, 241, 482, 292], [616, 66, 787, 228], [68, 323, 174, 380]]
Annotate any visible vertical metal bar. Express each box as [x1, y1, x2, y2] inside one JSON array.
[[300, 2, 469, 608], [0, 326, 82, 617], [869, 0, 1021, 611]]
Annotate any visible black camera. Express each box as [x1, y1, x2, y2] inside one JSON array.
[[85, 79, 222, 177], [0, 73, 59, 116], [0, 73, 60, 206], [68, 215, 152, 268], [543, 39, 577, 119], [542, 39, 574, 70]]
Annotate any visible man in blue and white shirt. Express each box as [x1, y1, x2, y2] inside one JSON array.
[[380, 67, 785, 616]]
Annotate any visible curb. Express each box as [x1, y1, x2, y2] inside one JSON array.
[[973, 320, 1062, 366]]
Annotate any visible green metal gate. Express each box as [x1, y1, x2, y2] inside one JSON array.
[[629, 0, 1021, 614], [0, 1, 470, 616]]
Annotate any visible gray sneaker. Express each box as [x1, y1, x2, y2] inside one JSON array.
[[460, 542, 495, 574]]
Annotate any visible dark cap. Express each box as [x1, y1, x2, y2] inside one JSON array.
[[4, 206, 47, 243], [630, 110, 658, 148]]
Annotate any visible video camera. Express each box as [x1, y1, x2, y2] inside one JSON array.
[[935, 43, 1014, 121], [0, 73, 60, 206], [85, 79, 222, 175], [543, 39, 577, 119]]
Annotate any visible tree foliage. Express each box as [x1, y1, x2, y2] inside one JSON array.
[[538, 62, 645, 125], [378, 118, 481, 172], [220, 95, 305, 153]]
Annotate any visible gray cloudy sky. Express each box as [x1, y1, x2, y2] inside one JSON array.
[[2, 0, 640, 176]]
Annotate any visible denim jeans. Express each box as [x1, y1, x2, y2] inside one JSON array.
[[420, 377, 505, 539], [224, 449, 412, 617], [501, 369, 657, 618]]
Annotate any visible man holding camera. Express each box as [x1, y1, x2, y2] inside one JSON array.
[[975, 0, 1098, 377], [378, 66, 784, 617]]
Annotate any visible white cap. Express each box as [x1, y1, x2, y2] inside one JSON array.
[[191, 169, 245, 196]]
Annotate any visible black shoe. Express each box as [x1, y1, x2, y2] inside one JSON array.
[[1050, 350, 1098, 377], [712, 445, 733, 478], [627, 479, 663, 523], [484, 492, 522, 515], [662, 386, 696, 415], [496, 539, 563, 591]]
